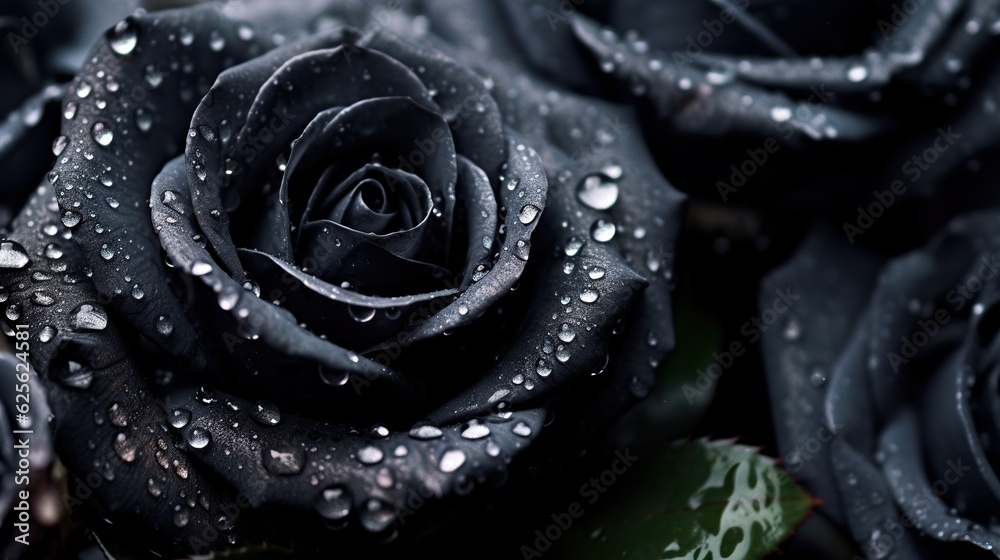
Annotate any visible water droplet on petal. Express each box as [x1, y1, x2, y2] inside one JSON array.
[[263, 447, 305, 475], [512, 422, 532, 437], [409, 424, 443, 440], [360, 499, 396, 533], [156, 316, 174, 335], [349, 305, 376, 322], [168, 408, 191, 429], [770, 107, 792, 122], [357, 445, 384, 465], [558, 323, 576, 343], [186, 428, 211, 449], [564, 236, 585, 256], [439, 449, 466, 473], [114, 432, 137, 462], [518, 204, 540, 224], [190, 261, 212, 276], [71, 303, 108, 331], [0, 240, 30, 269], [579, 288, 599, 303], [514, 239, 531, 260], [250, 400, 281, 426], [847, 64, 868, 83], [61, 211, 82, 228], [536, 359, 552, 377], [52, 135, 67, 156], [107, 17, 139, 56], [91, 122, 113, 146], [461, 423, 490, 439], [590, 219, 616, 242], [577, 174, 619, 210]]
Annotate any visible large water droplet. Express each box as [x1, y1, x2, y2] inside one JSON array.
[[263, 447, 305, 475], [512, 422, 532, 437], [564, 236, 585, 257], [579, 288, 599, 303], [169, 408, 192, 429], [186, 428, 211, 449], [91, 122, 114, 147], [71, 303, 108, 331], [61, 211, 82, 228], [439, 449, 466, 473], [190, 261, 212, 276], [250, 400, 281, 426], [518, 204, 540, 224], [357, 445, 384, 465], [107, 17, 139, 56], [348, 305, 376, 323], [536, 359, 552, 377], [590, 219, 616, 242], [847, 64, 869, 83], [514, 239, 531, 261], [461, 423, 490, 440], [558, 323, 576, 343], [409, 424, 443, 440], [0, 240, 30, 269], [577, 174, 619, 210]]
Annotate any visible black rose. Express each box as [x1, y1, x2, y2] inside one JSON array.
[[0, 1, 683, 556], [761, 216, 1000, 558]]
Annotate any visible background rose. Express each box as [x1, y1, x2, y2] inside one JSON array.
[[0, 0, 684, 556], [759, 215, 1000, 558]]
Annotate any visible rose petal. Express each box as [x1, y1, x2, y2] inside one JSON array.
[[51, 6, 275, 364]]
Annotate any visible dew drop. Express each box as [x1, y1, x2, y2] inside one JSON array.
[[409, 424, 443, 440], [250, 400, 281, 426], [61, 211, 82, 228], [360, 499, 396, 533], [564, 236, 585, 257], [156, 315, 174, 336], [577, 174, 620, 210], [71, 303, 108, 331], [558, 323, 576, 343], [263, 447, 305, 475], [107, 402, 127, 427], [52, 135, 67, 156], [579, 288, 599, 303], [357, 445, 384, 465], [518, 204, 540, 224], [64, 102, 77, 120], [190, 261, 212, 276], [514, 239, 531, 261], [315, 486, 351, 521], [169, 408, 191, 429], [512, 422, 532, 437], [76, 81, 92, 98], [209, 30, 226, 51], [588, 267, 606, 280], [439, 449, 466, 473], [91, 122, 114, 147], [107, 17, 139, 56], [769, 106, 792, 122], [114, 432, 137, 462], [590, 219, 616, 242], [536, 359, 552, 377], [0, 240, 30, 269], [846, 64, 868, 83], [186, 428, 211, 449], [349, 305, 376, 322], [461, 423, 490, 440]]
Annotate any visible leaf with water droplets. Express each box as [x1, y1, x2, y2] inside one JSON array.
[[555, 440, 815, 560]]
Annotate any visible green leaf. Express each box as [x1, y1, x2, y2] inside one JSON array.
[[549, 439, 816, 560]]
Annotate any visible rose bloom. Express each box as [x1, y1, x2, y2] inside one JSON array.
[[0, 1, 683, 556]]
